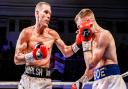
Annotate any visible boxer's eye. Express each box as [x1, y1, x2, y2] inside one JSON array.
[[44, 10, 49, 14], [44, 10, 51, 15]]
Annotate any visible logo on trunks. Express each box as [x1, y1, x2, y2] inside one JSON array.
[[25, 66, 47, 77], [46, 70, 50, 77], [25, 66, 43, 76], [94, 67, 106, 80]]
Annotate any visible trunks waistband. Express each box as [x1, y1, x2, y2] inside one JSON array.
[[94, 64, 120, 81], [24, 65, 51, 78]]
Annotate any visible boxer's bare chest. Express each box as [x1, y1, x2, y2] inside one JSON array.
[[28, 31, 54, 50]]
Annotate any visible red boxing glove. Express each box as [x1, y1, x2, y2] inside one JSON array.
[[71, 83, 77, 89], [72, 33, 82, 53], [76, 32, 82, 46], [71, 81, 82, 89], [79, 20, 93, 41], [25, 43, 47, 63], [72, 20, 93, 53], [33, 45, 47, 60], [79, 20, 93, 52]]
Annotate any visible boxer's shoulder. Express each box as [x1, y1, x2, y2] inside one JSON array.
[[47, 28, 60, 39], [102, 30, 114, 42], [21, 26, 33, 34], [97, 29, 111, 40], [25, 26, 35, 36], [101, 29, 112, 36], [47, 28, 57, 34]]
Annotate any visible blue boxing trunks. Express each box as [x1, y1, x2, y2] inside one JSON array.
[[92, 64, 127, 89], [94, 64, 120, 80]]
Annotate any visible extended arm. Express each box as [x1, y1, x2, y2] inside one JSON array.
[[49, 30, 80, 58]]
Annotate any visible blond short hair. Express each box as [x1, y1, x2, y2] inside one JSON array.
[[35, 2, 51, 11], [74, 8, 95, 23]]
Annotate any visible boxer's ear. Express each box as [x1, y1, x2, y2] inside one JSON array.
[[35, 11, 39, 15]]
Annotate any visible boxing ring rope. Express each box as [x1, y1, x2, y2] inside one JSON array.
[[0, 81, 93, 88], [122, 71, 128, 78], [0, 72, 127, 88]]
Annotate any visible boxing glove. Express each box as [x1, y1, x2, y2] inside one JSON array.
[[79, 20, 93, 41], [79, 20, 93, 52], [71, 81, 82, 89], [72, 20, 94, 53], [25, 43, 47, 63], [72, 32, 82, 53], [71, 75, 88, 89]]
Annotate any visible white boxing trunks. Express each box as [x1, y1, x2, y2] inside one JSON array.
[[92, 64, 127, 89], [18, 65, 52, 89]]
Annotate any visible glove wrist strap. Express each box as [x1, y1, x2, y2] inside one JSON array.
[[25, 52, 34, 63], [72, 43, 80, 53], [82, 41, 92, 52]]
